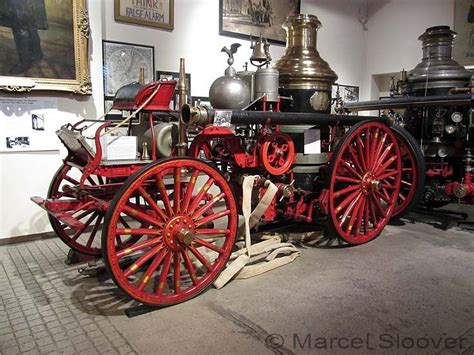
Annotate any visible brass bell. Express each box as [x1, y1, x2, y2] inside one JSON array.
[[250, 34, 271, 67]]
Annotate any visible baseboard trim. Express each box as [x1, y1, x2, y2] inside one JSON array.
[[0, 231, 57, 246]]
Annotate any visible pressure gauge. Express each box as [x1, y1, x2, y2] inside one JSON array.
[[451, 112, 463, 123], [445, 125, 456, 134], [437, 146, 449, 158]]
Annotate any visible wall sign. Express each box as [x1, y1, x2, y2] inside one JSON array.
[[114, 0, 174, 30]]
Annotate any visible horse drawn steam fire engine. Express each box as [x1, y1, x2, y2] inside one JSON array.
[[31, 14, 426, 307]]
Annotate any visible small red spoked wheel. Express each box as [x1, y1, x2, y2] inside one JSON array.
[[327, 121, 402, 244], [390, 126, 425, 219], [189, 134, 214, 160], [102, 157, 238, 306], [47, 164, 107, 256], [260, 132, 295, 175]]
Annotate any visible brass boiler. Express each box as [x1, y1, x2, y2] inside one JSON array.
[[274, 14, 338, 113]]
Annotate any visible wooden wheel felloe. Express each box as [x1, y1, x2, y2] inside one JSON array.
[[47, 164, 107, 256], [260, 131, 295, 175], [327, 121, 402, 244], [102, 157, 238, 306], [390, 126, 425, 219]]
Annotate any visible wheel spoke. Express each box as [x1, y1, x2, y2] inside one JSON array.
[[375, 155, 398, 176], [371, 194, 386, 217], [364, 198, 370, 232], [368, 128, 379, 168], [192, 192, 225, 219], [377, 170, 398, 181], [86, 175, 97, 186], [371, 132, 388, 170], [193, 238, 224, 254], [122, 204, 163, 228], [173, 252, 181, 294], [73, 209, 94, 220], [137, 249, 167, 292], [119, 215, 131, 229], [72, 211, 98, 240], [123, 243, 164, 277], [348, 146, 364, 175], [156, 252, 173, 296], [374, 190, 391, 204], [355, 197, 366, 237], [85, 214, 103, 247], [115, 227, 161, 236], [188, 245, 214, 272], [174, 167, 182, 213], [345, 195, 364, 234], [339, 193, 362, 227], [181, 169, 200, 213], [335, 175, 360, 184], [401, 179, 412, 187], [137, 186, 168, 222], [368, 197, 379, 226], [364, 129, 371, 169], [194, 228, 230, 237], [187, 178, 215, 215], [64, 175, 80, 186], [339, 161, 362, 179], [334, 183, 360, 198], [156, 175, 173, 216], [116, 237, 163, 258], [195, 210, 230, 228], [334, 189, 361, 216], [181, 249, 198, 285], [373, 142, 394, 170], [356, 136, 367, 171]]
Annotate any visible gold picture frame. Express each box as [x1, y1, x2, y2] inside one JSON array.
[[453, 0, 474, 66], [0, 0, 91, 94], [114, 0, 174, 30]]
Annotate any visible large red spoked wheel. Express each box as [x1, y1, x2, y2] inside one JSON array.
[[47, 164, 108, 256], [102, 157, 238, 306], [390, 126, 425, 219], [327, 121, 402, 244], [260, 131, 295, 175]]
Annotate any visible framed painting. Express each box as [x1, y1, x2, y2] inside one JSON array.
[[156, 70, 191, 110], [114, 0, 174, 30], [0, 0, 91, 94], [103, 40, 155, 99], [219, 0, 300, 45], [453, 0, 474, 67]]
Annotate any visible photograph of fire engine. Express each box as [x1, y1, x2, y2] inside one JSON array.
[[0, 1, 472, 354]]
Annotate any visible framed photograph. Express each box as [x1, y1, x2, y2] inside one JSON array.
[[332, 84, 359, 115], [103, 40, 155, 98], [156, 70, 191, 110], [453, 0, 474, 67], [219, 0, 300, 45], [114, 0, 174, 30], [0, 0, 91, 94]]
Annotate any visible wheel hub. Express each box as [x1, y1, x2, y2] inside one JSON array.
[[361, 173, 380, 195], [163, 215, 195, 250]]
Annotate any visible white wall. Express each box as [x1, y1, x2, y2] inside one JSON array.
[[0, 0, 104, 239], [0, 0, 367, 239], [362, 0, 455, 100]]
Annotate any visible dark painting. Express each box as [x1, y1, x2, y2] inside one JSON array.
[[0, 0, 75, 79]]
